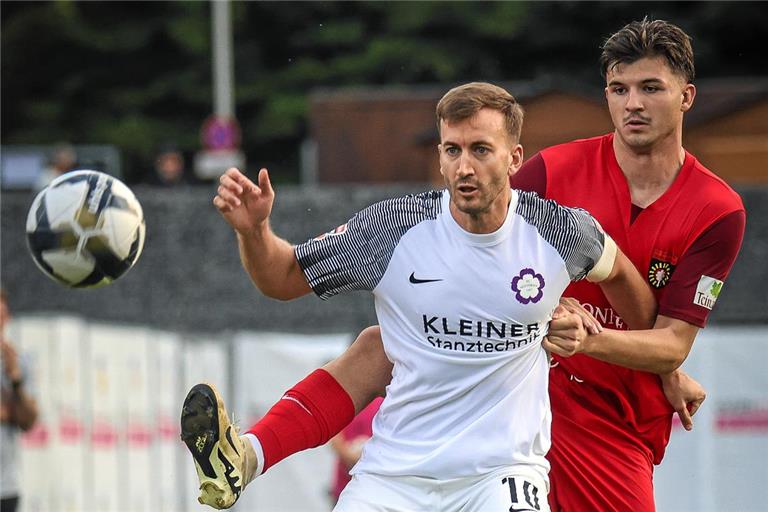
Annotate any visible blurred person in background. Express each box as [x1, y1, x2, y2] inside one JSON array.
[[148, 144, 191, 186], [0, 290, 38, 512], [34, 143, 77, 191], [328, 396, 383, 508]]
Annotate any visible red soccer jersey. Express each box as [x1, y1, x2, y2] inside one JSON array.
[[511, 133, 745, 511], [512, 132, 745, 462], [512, 134, 745, 492]]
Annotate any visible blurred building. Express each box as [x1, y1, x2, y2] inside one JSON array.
[[684, 79, 768, 183], [308, 78, 768, 186]]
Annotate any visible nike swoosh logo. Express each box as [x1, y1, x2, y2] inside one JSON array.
[[409, 272, 443, 284], [219, 448, 243, 496]]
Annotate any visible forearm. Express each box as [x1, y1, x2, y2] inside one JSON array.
[[660, 367, 691, 393], [583, 326, 685, 374], [237, 222, 310, 300], [598, 252, 657, 330]]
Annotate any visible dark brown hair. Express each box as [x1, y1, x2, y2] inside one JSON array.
[[436, 82, 524, 142], [600, 18, 695, 83]]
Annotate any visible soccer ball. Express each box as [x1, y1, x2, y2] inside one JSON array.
[[26, 170, 146, 288]]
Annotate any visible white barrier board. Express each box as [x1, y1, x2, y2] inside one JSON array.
[[50, 317, 87, 512], [10, 315, 765, 512], [655, 327, 768, 512], [231, 332, 349, 512], [16, 318, 54, 512], [182, 338, 229, 512]]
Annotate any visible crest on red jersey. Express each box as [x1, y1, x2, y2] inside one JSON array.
[[647, 258, 675, 288]]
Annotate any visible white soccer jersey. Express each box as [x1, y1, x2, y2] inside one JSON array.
[[295, 189, 611, 483]]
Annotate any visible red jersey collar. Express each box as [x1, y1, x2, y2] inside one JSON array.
[[604, 132, 696, 215]]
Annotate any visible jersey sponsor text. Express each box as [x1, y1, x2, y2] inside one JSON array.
[[422, 315, 540, 339]]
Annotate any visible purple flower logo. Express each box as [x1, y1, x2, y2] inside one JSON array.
[[511, 268, 545, 304]]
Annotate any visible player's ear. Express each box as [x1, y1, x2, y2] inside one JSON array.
[[508, 144, 524, 175], [437, 144, 445, 177], [681, 83, 696, 112]]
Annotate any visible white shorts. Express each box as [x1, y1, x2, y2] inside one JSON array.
[[333, 469, 549, 512]]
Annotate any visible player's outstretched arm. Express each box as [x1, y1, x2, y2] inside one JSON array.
[[214, 167, 311, 300], [595, 249, 657, 330], [576, 315, 699, 373], [546, 247, 696, 374], [587, 248, 698, 373], [548, 299, 696, 374]]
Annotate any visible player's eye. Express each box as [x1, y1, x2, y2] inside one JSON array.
[[445, 146, 460, 156], [612, 87, 626, 95], [474, 146, 489, 155], [644, 86, 659, 93]]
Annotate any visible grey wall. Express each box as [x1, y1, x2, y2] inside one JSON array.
[[1, 184, 417, 335], [2, 184, 766, 335]]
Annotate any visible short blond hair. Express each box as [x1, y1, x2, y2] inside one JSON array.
[[436, 82, 524, 142]]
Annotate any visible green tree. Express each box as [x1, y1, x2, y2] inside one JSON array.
[[2, 1, 765, 184]]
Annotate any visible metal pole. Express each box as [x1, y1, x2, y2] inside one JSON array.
[[212, 0, 234, 118]]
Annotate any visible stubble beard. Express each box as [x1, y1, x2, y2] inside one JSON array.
[[452, 179, 507, 218], [623, 131, 656, 151], [619, 116, 680, 153]]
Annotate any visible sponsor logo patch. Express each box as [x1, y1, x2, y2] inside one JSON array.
[[694, 275, 723, 310], [511, 268, 545, 304], [647, 258, 676, 288]]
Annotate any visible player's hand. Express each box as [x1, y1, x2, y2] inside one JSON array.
[[661, 368, 706, 431], [558, 297, 602, 335], [213, 167, 275, 235], [542, 305, 588, 357]]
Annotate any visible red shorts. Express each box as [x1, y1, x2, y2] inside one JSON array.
[[547, 367, 656, 512]]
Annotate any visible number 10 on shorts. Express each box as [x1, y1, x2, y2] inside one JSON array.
[[502, 476, 541, 511]]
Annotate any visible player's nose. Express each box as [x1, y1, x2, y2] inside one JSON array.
[[456, 154, 475, 177], [625, 88, 644, 111]]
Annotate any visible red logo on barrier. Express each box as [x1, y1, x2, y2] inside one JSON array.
[[157, 415, 179, 441], [21, 423, 49, 448], [716, 407, 768, 433], [672, 404, 768, 433], [59, 416, 84, 443], [91, 420, 118, 448], [127, 423, 153, 447]]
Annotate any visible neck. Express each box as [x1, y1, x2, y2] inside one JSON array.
[[613, 130, 686, 208], [449, 191, 510, 234]]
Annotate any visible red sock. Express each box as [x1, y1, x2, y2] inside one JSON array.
[[246, 368, 355, 473]]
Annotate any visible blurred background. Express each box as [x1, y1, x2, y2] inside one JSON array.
[[1, 1, 767, 511], [2, 1, 767, 185]]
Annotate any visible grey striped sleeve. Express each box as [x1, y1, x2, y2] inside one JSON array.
[[515, 191, 606, 281], [295, 190, 443, 299]]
